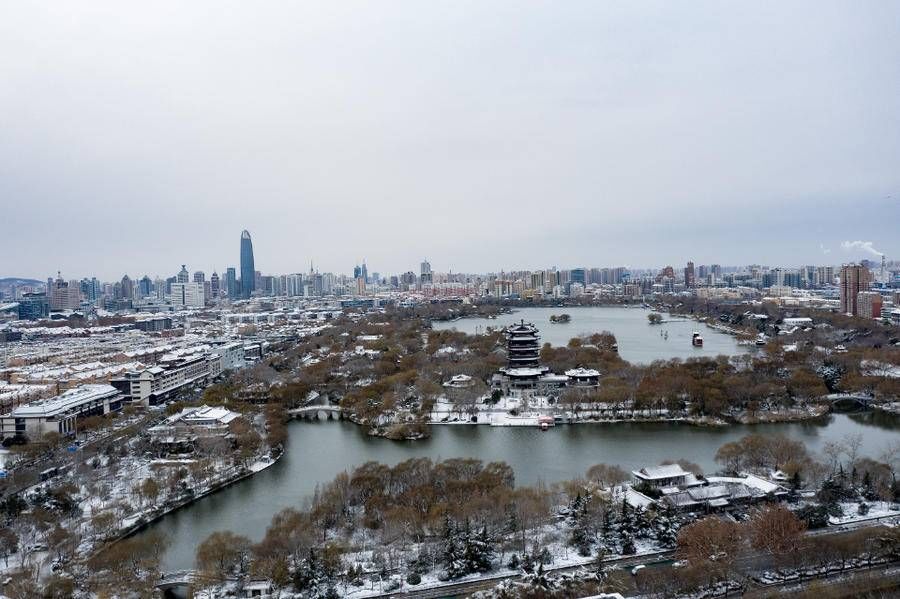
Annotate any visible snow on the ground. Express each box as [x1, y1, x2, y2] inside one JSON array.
[[862, 360, 900, 378], [249, 456, 278, 473], [828, 501, 900, 525], [292, 521, 669, 599], [430, 394, 693, 427]]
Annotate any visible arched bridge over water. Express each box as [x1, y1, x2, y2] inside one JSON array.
[[287, 405, 344, 420]]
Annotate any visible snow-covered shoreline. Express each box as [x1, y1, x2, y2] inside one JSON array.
[[97, 451, 283, 554]]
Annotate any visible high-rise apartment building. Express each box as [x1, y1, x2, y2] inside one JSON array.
[[815, 266, 835, 287], [80, 278, 100, 303], [240, 230, 255, 299], [170, 282, 205, 308], [120, 275, 134, 300], [839, 264, 873, 315], [570, 268, 586, 286], [420, 259, 433, 287], [857, 291, 883, 319], [684, 261, 695, 287], [48, 272, 81, 310], [209, 272, 220, 299], [697, 264, 709, 281], [225, 267, 238, 299], [138, 276, 152, 298]]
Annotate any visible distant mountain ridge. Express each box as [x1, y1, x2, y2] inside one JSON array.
[[0, 277, 45, 296], [0, 277, 44, 287]]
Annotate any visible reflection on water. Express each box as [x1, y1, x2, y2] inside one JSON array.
[[848, 410, 900, 432], [147, 412, 900, 570]]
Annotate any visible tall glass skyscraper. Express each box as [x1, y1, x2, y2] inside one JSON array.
[[225, 267, 238, 299], [240, 229, 255, 299]]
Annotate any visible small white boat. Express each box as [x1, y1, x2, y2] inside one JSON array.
[[691, 332, 704, 347]]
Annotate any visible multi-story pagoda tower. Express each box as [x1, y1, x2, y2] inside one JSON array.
[[505, 320, 542, 370], [493, 320, 599, 396]]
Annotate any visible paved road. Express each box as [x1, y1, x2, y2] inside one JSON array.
[[742, 562, 900, 598]]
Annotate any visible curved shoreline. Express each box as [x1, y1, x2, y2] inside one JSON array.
[[92, 448, 283, 557], [342, 403, 839, 442]]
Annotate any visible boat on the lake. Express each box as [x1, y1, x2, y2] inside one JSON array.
[[691, 331, 704, 347]]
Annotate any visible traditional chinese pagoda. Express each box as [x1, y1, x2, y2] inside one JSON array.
[[493, 320, 601, 395], [505, 320, 542, 369]]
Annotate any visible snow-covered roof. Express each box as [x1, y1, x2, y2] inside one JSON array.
[[613, 485, 656, 509], [664, 493, 700, 508], [706, 474, 785, 495], [565, 367, 601, 377], [507, 321, 538, 333], [633, 464, 690, 481], [783, 317, 813, 325], [160, 404, 241, 427], [184, 405, 239, 423], [688, 485, 730, 501], [502, 367, 547, 377], [9, 384, 119, 418], [443, 374, 474, 388], [539, 374, 569, 382]]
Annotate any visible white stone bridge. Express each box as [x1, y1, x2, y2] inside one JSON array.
[[155, 570, 195, 598], [288, 405, 344, 420], [826, 393, 873, 409]]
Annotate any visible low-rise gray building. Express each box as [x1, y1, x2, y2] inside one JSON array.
[[0, 384, 121, 440]]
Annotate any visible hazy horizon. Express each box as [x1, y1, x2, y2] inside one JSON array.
[[2, 1, 899, 280]]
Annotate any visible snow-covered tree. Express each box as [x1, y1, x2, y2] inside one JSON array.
[[442, 516, 466, 579], [465, 523, 495, 573]]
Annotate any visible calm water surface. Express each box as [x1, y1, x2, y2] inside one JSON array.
[[432, 306, 749, 363], [151, 412, 900, 570]]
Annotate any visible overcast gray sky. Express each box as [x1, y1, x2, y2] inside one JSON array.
[[2, 1, 898, 280]]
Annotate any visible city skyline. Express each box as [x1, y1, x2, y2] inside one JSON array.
[[2, 2, 899, 277], [2, 241, 896, 284]]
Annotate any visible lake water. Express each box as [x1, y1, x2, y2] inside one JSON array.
[[149, 412, 900, 570], [431, 306, 749, 363]]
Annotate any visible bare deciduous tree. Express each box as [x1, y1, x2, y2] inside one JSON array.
[[747, 504, 806, 564]]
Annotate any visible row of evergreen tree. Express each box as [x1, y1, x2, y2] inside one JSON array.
[[442, 516, 496, 579], [568, 492, 682, 557]]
